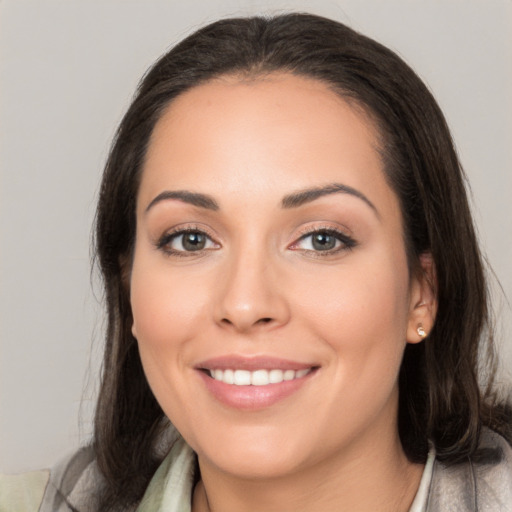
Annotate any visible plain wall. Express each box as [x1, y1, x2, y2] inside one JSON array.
[[1, 0, 511, 472]]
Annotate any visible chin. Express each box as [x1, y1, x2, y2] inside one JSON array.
[[190, 423, 325, 480], [204, 446, 306, 480]]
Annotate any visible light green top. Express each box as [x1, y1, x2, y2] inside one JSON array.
[[0, 470, 49, 512], [136, 436, 196, 511]]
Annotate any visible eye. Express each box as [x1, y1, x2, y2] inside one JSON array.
[[291, 229, 356, 254], [158, 229, 218, 254]]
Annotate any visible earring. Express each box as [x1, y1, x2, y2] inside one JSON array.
[[417, 324, 427, 339]]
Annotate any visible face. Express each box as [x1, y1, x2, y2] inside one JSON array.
[[130, 74, 427, 479]]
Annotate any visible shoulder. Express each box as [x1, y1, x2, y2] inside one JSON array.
[[0, 447, 110, 512], [427, 428, 512, 511], [5, 429, 192, 512], [36, 445, 116, 512], [25, 435, 191, 512], [0, 469, 50, 512]]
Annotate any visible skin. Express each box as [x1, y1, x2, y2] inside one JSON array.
[[130, 73, 436, 512]]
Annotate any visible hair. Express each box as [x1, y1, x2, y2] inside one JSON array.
[[93, 12, 511, 509]]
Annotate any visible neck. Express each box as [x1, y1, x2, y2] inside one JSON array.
[[192, 421, 424, 512]]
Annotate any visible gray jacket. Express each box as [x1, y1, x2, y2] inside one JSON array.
[[427, 429, 512, 510]]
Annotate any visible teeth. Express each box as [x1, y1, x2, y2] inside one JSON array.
[[224, 369, 234, 384], [269, 369, 283, 384], [284, 369, 295, 380], [233, 370, 251, 386], [208, 368, 312, 386], [251, 369, 269, 386]]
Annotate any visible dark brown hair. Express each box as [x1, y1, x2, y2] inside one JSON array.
[[93, 13, 511, 509]]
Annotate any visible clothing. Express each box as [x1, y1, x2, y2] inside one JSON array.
[[409, 448, 435, 512], [2, 428, 511, 511]]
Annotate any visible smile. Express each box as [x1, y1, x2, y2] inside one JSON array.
[[208, 368, 313, 386], [196, 357, 318, 409]]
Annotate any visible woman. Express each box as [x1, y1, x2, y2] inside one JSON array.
[[2, 12, 511, 512]]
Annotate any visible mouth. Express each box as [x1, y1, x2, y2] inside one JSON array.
[[195, 356, 319, 409]]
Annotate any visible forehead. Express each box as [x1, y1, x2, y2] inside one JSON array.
[[139, 73, 395, 216]]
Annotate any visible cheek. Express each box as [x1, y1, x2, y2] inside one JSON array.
[[129, 255, 215, 406], [130, 258, 208, 347], [128, 251, 215, 426], [293, 252, 410, 383]]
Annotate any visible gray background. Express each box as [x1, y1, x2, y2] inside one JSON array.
[[1, 0, 511, 473]]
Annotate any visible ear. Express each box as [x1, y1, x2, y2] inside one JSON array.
[[406, 252, 437, 344]]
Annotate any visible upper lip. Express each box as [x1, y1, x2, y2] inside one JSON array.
[[196, 355, 318, 371]]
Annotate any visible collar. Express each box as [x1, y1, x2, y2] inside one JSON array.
[[137, 436, 196, 512], [409, 449, 435, 512]]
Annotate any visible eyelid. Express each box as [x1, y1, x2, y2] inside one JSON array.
[[293, 222, 353, 239], [288, 225, 357, 253], [156, 224, 221, 254]]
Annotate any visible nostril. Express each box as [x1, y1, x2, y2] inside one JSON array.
[[218, 316, 276, 330]]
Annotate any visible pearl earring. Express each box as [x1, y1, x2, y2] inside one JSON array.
[[417, 325, 427, 339]]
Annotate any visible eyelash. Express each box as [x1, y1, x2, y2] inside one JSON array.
[[156, 226, 357, 258], [290, 227, 357, 256], [156, 226, 218, 258]]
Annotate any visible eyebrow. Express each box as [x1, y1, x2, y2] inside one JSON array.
[[281, 183, 378, 215], [145, 182, 378, 216], [145, 190, 219, 213]]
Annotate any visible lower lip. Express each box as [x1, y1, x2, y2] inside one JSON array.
[[197, 370, 315, 410]]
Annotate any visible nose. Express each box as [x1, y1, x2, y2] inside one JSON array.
[[214, 247, 290, 333]]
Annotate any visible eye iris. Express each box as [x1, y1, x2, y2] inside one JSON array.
[[312, 232, 336, 251], [182, 232, 206, 251]]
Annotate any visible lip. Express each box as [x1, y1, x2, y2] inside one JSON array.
[[195, 355, 318, 410], [196, 355, 315, 371]]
